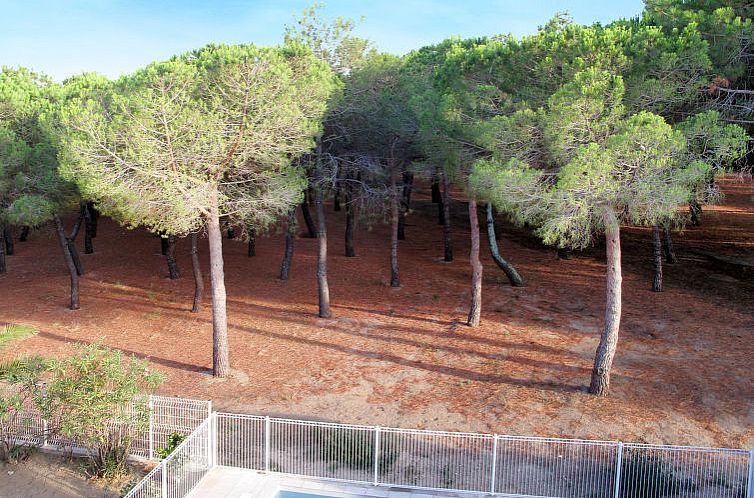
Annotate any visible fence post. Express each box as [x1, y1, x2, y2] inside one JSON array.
[[264, 416, 271, 472], [42, 418, 48, 448], [490, 435, 498, 494], [211, 412, 218, 468], [148, 396, 155, 460], [161, 460, 168, 498], [613, 442, 624, 498], [746, 450, 754, 498], [373, 426, 381, 486]]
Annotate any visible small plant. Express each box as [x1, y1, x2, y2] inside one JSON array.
[[319, 429, 399, 472], [0, 324, 38, 350], [0, 356, 48, 463], [619, 453, 696, 497], [157, 432, 187, 459]]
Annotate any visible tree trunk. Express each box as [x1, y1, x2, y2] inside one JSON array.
[[333, 176, 341, 212], [467, 200, 483, 327], [485, 203, 524, 287], [344, 178, 355, 257], [166, 234, 180, 279], [441, 169, 453, 262], [207, 190, 230, 378], [67, 240, 83, 276], [83, 203, 94, 254], [397, 171, 414, 241], [589, 209, 622, 396], [247, 229, 256, 257], [689, 201, 701, 226], [280, 208, 296, 280], [227, 227, 235, 240], [663, 225, 677, 264], [190, 232, 203, 313], [4, 225, 13, 256], [431, 170, 441, 204], [88, 202, 99, 238], [315, 184, 331, 318], [54, 215, 79, 310], [0, 223, 6, 274], [390, 175, 400, 288], [651, 225, 663, 292], [19, 226, 29, 242], [301, 202, 317, 238], [160, 235, 168, 256], [557, 248, 571, 260]]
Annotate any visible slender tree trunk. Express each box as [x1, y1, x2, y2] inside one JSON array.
[[160, 235, 168, 256], [166, 234, 180, 279], [589, 209, 622, 396], [467, 200, 483, 327], [651, 225, 663, 292], [397, 171, 414, 241], [67, 240, 83, 276], [207, 190, 230, 378], [301, 202, 317, 238], [83, 203, 94, 254], [390, 175, 400, 288], [280, 208, 296, 280], [315, 184, 331, 318], [19, 226, 29, 242], [54, 215, 79, 310], [431, 170, 441, 204], [88, 202, 99, 238], [0, 223, 6, 274], [441, 169, 453, 262], [485, 203, 524, 287], [689, 201, 702, 226], [333, 175, 341, 212], [247, 229, 256, 257], [344, 178, 355, 257], [190, 232, 203, 313], [663, 225, 677, 264], [4, 225, 13, 256]]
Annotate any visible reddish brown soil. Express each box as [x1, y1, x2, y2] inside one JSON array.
[[1, 178, 752, 449]]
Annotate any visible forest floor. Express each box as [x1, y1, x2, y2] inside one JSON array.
[[0, 177, 752, 450]]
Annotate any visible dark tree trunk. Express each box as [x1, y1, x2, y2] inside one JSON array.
[[589, 209, 622, 396], [557, 248, 571, 260], [689, 201, 701, 226], [431, 170, 441, 204], [301, 202, 317, 238], [651, 225, 663, 292], [0, 223, 6, 274], [54, 215, 79, 310], [467, 200, 483, 327], [166, 234, 180, 279], [19, 226, 29, 242], [88, 202, 99, 238], [207, 190, 230, 378], [663, 225, 677, 264], [333, 176, 341, 212], [485, 203, 524, 287], [247, 229, 256, 257], [390, 175, 400, 288], [280, 208, 296, 280], [67, 240, 83, 276], [227, 227, 236, 240], [315, 183, 331, 318], [83, 203, 94, 254], [190, 232, 203, 313], [397, 171, 413, 241], [66, 206, 85, 276], [344, 178, 355, 257], [160, 235, 168, 256], [441, 169, 453, 262], [4, 225, 13, 256]]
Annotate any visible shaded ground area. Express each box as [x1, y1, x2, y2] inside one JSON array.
[[0, 177, 752, 449]]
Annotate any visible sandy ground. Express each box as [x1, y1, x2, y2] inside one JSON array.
[[0, 177, 752, 451]]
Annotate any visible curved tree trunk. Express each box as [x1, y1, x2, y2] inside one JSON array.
[[280, 208, 296, 280], [467, 200, 483, 327], [589, 209, 622, 396], [190, 232, 203, 313], [83, 204, 94, 254], [485, 203, 524, 287], [66, 205, 85, 276], [315, 185, 331, 318], [207, 190, 230, 378], [301, 202, 317, 238], [166, 234, 180, 279], [4, 225, 13, 256], [663, 225, 677, 264], [390, 175, 400, 288], [344, 178, 355, 257], [689, 201, 702, 226], [441, 169, 453, 262], [247, 229, 256, 257], [19, 226, 29, 242], [54, 215, 79, 310], [397, 171, 413, 241], [651, 225, 663, 292], [88, 203, 99, 238]]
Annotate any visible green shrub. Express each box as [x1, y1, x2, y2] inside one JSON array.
[[0, 324, 38, 350], [0, 356, 48, 463], [157, 432, 187, 459]]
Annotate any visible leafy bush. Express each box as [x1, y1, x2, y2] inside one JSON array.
[[42, 343, 164, 477], [0, 356, 48, 463], [157, 432, 187, 459], [0, 324, 38, 350]]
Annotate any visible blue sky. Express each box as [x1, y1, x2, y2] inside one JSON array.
[[1, 1, 644, 82]]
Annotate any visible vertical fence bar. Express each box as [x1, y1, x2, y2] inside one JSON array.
[[148, 396, 155, 460], [211, 412, 218, 469], [373, 426, 381, 486], [613, 442, 623, 498], [161, 460, 167, 498], [264, 416, 271, 472], [42, 418, 48, 448], [746, 450, 754, 498], [490, 434, 498, 494]]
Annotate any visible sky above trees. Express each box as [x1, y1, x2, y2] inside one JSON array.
[[1, 0, 643, 82]]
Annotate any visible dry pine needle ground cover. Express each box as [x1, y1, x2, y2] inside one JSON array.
[[0, 177, 752, 449]]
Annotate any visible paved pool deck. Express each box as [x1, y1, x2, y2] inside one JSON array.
[[188, 467, 485, 498]]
